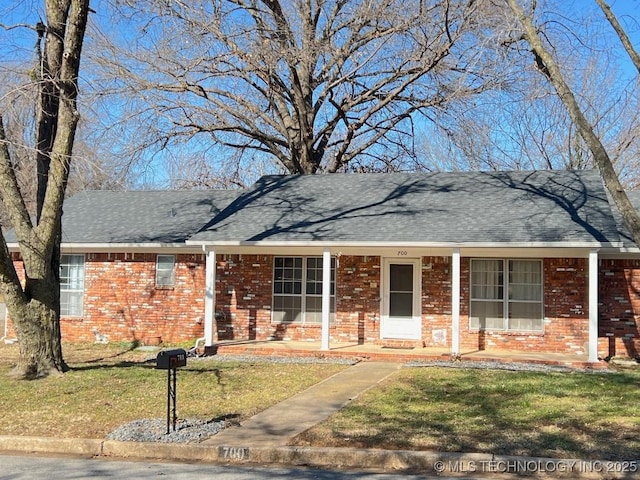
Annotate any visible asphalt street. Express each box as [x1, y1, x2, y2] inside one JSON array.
[[0, 453, 444, 480]]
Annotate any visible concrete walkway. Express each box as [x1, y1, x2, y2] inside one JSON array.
[[205, 361, 402, 447]]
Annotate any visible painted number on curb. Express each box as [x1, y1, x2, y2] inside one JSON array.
[[219, 446, 250, 460]]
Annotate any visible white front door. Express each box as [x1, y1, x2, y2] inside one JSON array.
[[381, 258, 421, 340]]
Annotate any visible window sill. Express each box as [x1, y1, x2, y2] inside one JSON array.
[[154, 286, 175, 290]]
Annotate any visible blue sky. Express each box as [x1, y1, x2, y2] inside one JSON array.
[[1, 0, 639, 187]]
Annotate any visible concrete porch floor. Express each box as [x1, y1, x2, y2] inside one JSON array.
[[208, 339, 605, 369]]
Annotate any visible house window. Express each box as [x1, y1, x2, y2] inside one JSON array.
[[272, 256, 335, 323], [156, 255, 176, 287], [60, 254, 85, 317], [470, 259, 543, 331]]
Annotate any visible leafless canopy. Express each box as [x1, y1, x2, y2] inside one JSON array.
[[96, 0, 499, 175]]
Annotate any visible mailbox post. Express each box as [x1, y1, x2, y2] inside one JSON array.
[[156, 349, 187, 434]]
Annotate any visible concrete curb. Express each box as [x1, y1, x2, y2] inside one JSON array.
[[1, 436, 639, 478], [0, 436, 103, 456]]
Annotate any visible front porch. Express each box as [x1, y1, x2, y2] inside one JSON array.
[[206, 339, 605, 369]]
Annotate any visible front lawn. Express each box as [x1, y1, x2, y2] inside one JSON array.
[[292, 365, 640, 461], [0, 343, 347, 439]]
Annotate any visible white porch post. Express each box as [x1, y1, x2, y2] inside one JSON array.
[[321, 248, 331, 351], [588, 249, 599, 363], [451, 248, 461, 356], [204, 249, 216, 347]]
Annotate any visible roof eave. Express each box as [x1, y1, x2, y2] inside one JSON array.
[[186, 239, 616, 248], [6, 242, 203, 254]]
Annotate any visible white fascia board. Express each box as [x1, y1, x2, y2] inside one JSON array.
[[189, 240, 613, 257], [598, 246, 640, 259], [6, 243, 203, 254], [188, 240, 612, 248]]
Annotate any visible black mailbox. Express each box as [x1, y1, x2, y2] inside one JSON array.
[[156, 349, 187, 369]]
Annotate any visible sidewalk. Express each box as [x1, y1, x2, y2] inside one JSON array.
[[205, 361, 402, 447]]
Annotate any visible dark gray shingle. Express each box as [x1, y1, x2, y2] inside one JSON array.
[[189, 170, 620, 245], [58, 189, 240, 244]]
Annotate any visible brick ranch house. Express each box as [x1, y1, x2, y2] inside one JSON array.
[[4, 170, 640, 362]]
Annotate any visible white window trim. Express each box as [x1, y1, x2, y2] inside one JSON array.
[[60, 254, 85, 317], [469, 258, 544, 332], [272, 256, 336, 324], [156, 254, 176, 287]]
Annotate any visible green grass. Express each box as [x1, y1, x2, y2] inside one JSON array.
[[292, 366, 640, 461], [3, 343, 639, 460], [0, 343, 347, 439]]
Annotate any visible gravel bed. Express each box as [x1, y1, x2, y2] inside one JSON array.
[[106, 417, 229, 443], [195, 353, 359, 365], [404, 359, 613, 373]]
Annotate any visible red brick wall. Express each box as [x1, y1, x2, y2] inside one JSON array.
[[334, 255, 380, 343], [215, 255, 272, 341], [6, 253, 207, 344], [599, 259, 640, 359], [421, 256, 453, 347], [3, 252, 606, 356], [459, 258, 589, 355], [73, 253, 206, 344]]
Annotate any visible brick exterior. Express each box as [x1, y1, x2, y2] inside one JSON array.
[[3, 252, 638, 358], [421, 256, 453, 347], [459, 257, 589, 355], [7, 253, 206, 345], [599, 259, 640, 359], [79, 253, 206, 344]]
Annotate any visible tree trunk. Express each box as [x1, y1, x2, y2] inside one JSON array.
[[9, 299, 67, 379], [7, 260, 67, 378]]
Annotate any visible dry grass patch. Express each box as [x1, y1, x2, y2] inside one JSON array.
[[0, 343, 347, 439], [292, 366, 640, 461]]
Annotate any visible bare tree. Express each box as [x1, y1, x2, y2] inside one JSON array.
[[504, 0, 640, 245], [0, 0, 90, 378], [93, 0, 501, 177], [595, 0, 640, 74], [417, 0, 640, 182]]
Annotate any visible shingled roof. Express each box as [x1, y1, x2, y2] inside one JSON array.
[[188, 169, 622, 247], [6, 169, 628, 249], [57, 189, 240, 244]]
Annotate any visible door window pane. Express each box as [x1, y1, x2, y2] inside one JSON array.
[[390, 292, 413, 317], [390, 264, 413, 291]]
